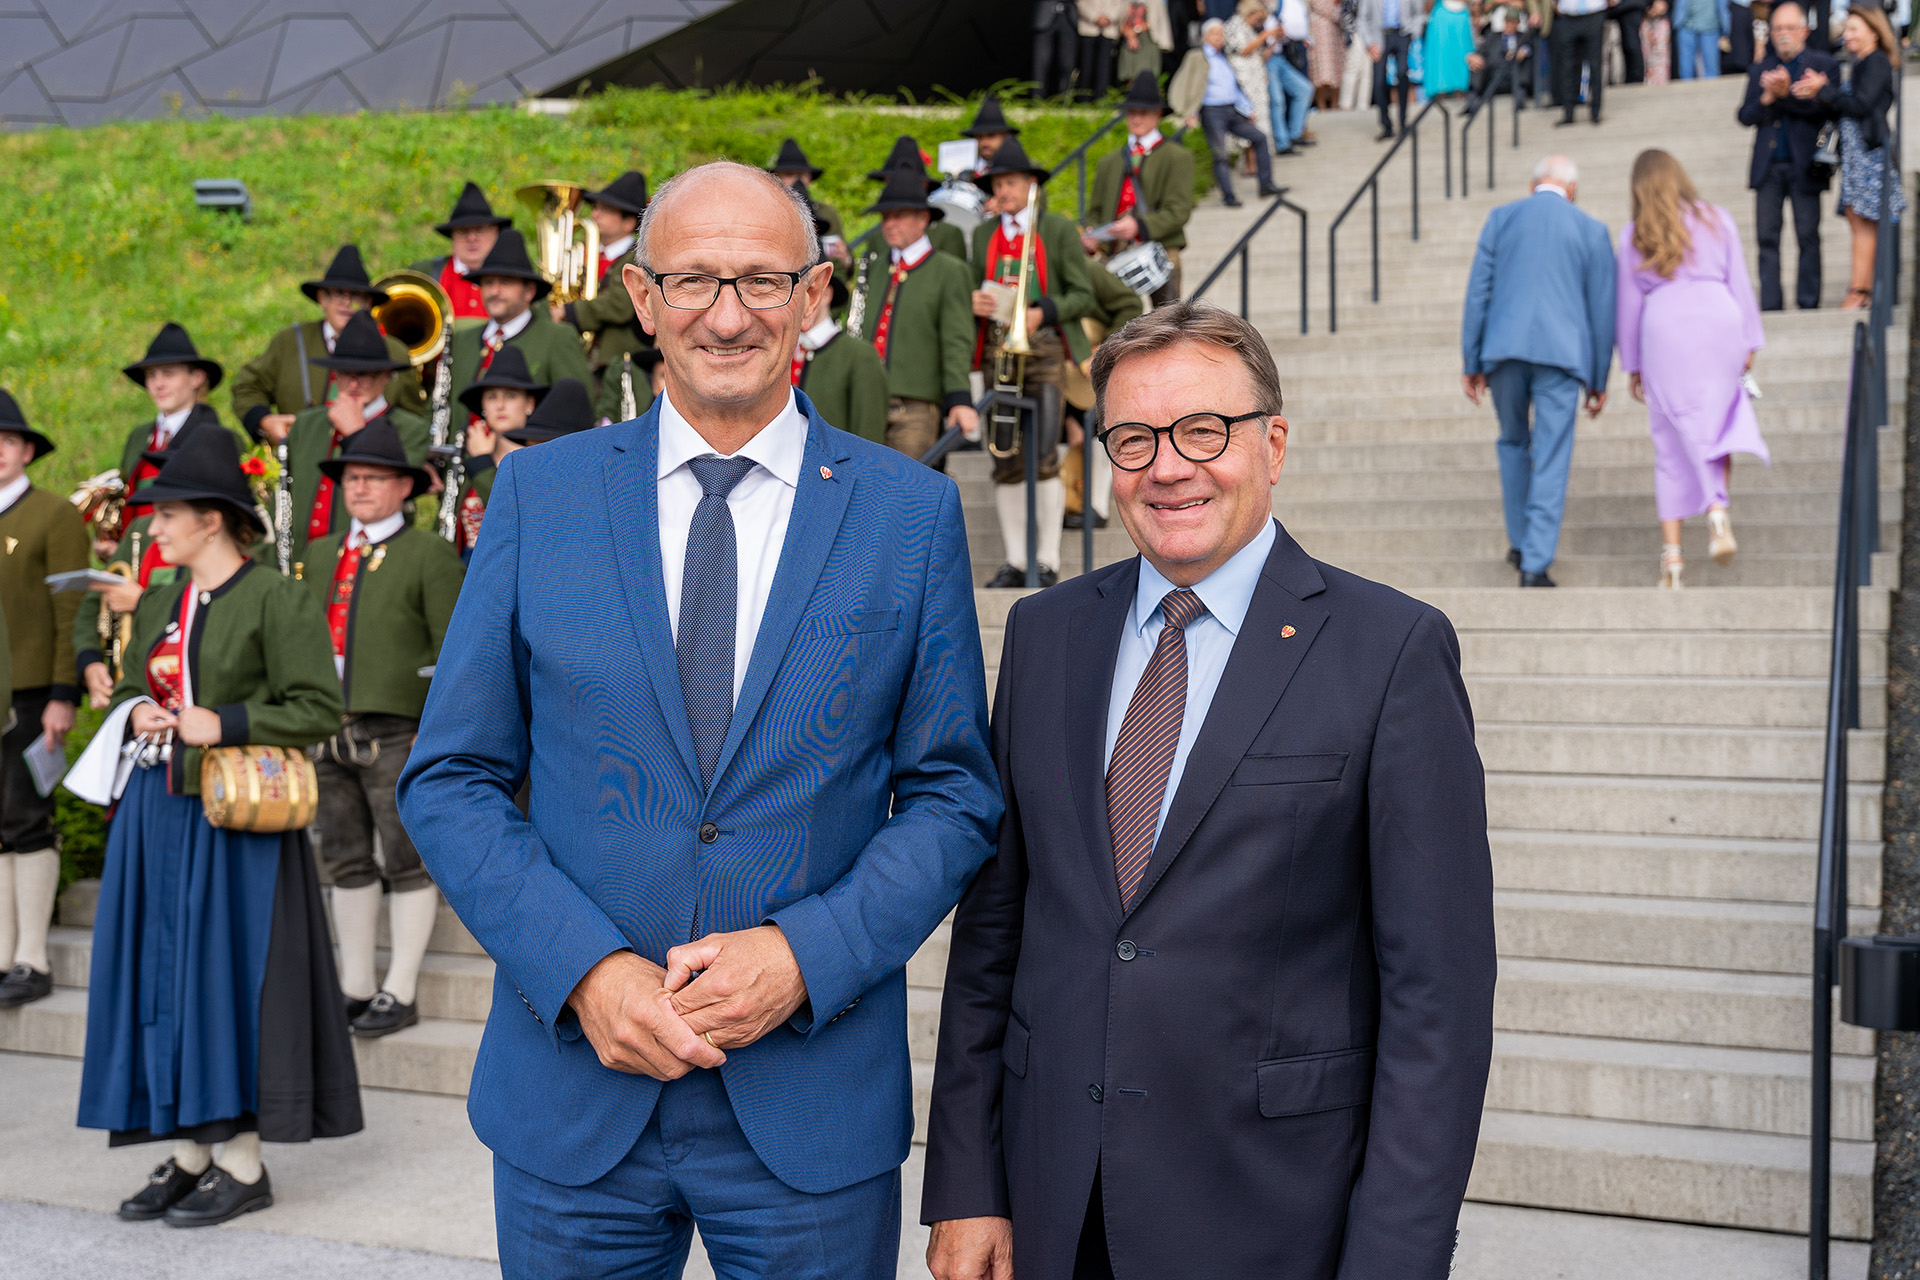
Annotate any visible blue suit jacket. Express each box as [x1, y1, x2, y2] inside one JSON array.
[[396, 392, 1000, 1192], [1460, 190, 1617, 392]]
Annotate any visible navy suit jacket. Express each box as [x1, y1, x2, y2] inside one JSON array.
[[1738, 49, 1841, 193], [1460, 189, 1617, 392], [397, 392, 1000, 1191], [923, 525, 1496, 1279]]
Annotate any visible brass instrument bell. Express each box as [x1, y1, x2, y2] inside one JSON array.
[[371, 269, 453, 367]]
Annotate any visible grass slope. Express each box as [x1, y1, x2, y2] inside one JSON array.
[[0, 86, 1207, 492]]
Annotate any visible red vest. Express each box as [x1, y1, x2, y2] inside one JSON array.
[[438, 257, 486, 320]]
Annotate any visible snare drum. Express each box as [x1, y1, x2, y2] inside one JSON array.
[[1108, 241, 1173, 297], [928, 177, 991, 235]]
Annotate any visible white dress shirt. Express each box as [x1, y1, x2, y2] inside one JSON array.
[[152, 405, 192, 447], [0, 473, 29, 517], [481, 309, 533, 348], [891, 234, 934, 266], [656, 388, 809, 704], [1103, 519, 1278, 848], [322, 321, 339, 354], [798, 317, 841, 352]]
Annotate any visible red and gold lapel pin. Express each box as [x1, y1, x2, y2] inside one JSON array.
[[1281, 625, 1297, 639], [820, 466, 833, 481]]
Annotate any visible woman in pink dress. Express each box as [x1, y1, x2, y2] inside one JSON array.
[[1616, 148, 1768, 588]]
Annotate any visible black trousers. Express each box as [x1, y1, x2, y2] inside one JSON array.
[[1, 688, 56, 853], [1200, 104, 1273, 200], [1612, 6, 1645, 82], [1373, 27, 1412, 131], [1755, 158, 1823, 310], [1078, 33, 1114, 99], [1034, 11, 1080, 95], [1551, 11, 1605, 121], [1726, 3, 1754, 69]]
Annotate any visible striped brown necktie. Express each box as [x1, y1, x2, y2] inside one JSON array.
[[1107, 588, 1206, 908]]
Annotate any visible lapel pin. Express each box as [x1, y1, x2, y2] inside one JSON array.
[[820, 465, 833, 481], [369, 546, 388, 572], [1281, 625, 1296, 639], [3, 537, 14, 554]]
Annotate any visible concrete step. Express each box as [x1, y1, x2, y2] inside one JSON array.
[[1490, 830, 1881, 910], [1270, 552, 1897, 590], [1476, 722, 1885, 784], [1487, 773, 1879, 842], [1488, 1030, 1874, 1142], [1465, 675, 1887, 730], [1494, 890, 1881, 976], [1247, 520, 1905, 563], [1271, 488, 1902, 530], [1468, 1109, 1873, 1238]]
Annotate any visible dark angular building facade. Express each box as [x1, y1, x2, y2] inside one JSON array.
[[0, 0, 1028, 130]]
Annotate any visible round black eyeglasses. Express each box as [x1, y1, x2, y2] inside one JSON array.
[[1097, 411, 1270, 471]]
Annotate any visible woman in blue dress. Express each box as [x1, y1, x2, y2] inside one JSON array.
[[77, 426, 357, 1227], [1423, 0, 1478, 96]]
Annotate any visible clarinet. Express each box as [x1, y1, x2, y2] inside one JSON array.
[[438, 423, 468, 544], [426, 349, 452, 449], [620, 352, 638, 421], [846, 247, 871, 340], [274, 441, 293, 574]]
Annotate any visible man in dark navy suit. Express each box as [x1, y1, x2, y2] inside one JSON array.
[[923, 301, 1496, 1280], [1737, 2, 1839, 310]]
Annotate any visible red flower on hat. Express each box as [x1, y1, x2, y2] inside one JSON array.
[[241, 457, 267, 477]]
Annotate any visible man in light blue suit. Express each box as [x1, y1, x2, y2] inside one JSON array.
[[397, 162, 1001, 1278], [1460, 154, 1616, 587]]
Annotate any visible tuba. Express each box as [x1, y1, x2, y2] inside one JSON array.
[[70, 470, 129, 547], [516, 180, 600, 313], [987, 183, 1041, 459]]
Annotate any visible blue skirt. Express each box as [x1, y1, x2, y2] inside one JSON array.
[[77, 763, 362, 1145]]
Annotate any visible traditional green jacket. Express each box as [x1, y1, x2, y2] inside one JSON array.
[[814, 198, 846, 243], [565, 243, 647, 370], [798, 332, 889, 445], [1088, 136, 1198, 251], [849, 243, 975, 409], [0, 485, 88, 697], [591, 352, 657, 425], [299, 523, 463, 720], [282, 405, 432, 565], [850, 219, 970, 264], [448, 310, 593, 411], [110, 560, 342, 795], [231, 320, 426, 440], [970, 210, 1097, 364], [1087, 258, 1148, 331]]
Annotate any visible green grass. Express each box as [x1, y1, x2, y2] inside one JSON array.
[[0, 85, 1209, 492]]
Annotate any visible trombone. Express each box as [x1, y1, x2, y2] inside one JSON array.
[[987, 182, 1041, 460]]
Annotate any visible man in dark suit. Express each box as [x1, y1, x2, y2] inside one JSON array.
[[1737, 1, 1838, 310], [923, 301, 1496, 1280]]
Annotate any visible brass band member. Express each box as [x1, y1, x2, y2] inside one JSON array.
[[0, 390, 87, 1010], [447, 229, 591, 414], [449, 346, 548, 559], [769, 139, 851, 266], [963, 95, 1022, 176], [1063, 260, 1149, 531], [301, 421, 463, 1040], [1084, 71, 1197, 305], [408, 181, 514, 331], [550, 170, 654, 423], [283, 310, 431, 565], [77, 426, 358, 1227], [850, 171, 978, 459], [969, 138, 1096, 588], [795, 222, 890, 444], [498, 376, 598, 447], [865, 136, 972, 262], [230, 245, 424, 445]]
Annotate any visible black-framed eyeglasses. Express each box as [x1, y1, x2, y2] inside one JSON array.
[[644, 265, 818, 311], [1098, 411, 1269, 471]]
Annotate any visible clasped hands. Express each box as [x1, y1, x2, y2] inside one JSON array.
[[566, 925, 809, 1080], [1759, 65, 1827, 104]]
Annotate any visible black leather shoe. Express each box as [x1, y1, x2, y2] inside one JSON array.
[[985, 563, 1026, 588], [1554, 117, 1579, 127], [165, 1166, 273, 1228], [118, 1158, 202, 1221], [1220, 195, 1243, 208], [1519, 570, 1558, 588], [1038, 568, 1060, 588], [1256, 185, 1286, 198], [344, 994, 373, 1024], [1507, 547, 1522, 570], [0, 963, 51, 1007], [350, 990, 419, 1038], [1376, 126, 1396, 141], [1063, 510, 1083, 530]]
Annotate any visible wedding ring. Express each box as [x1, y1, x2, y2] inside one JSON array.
[[703, 1032, 718, 1049]]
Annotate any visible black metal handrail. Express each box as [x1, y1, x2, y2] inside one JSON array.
[[1459, 53, 1524, 193], [1326, 94, 1453, 333], [1186, 188, 1310, 334], [1050, 110, 1126, 220]]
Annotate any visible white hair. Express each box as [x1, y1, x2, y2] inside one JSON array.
[[637, 161, 822, 271], [1532, 155, 1579, 186], [1202, 17, 1226, 32]]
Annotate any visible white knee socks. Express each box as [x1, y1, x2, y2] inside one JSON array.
[[13, 849, 59, 974], [214, 1131, 262, 1185], [0, 854, 16, 970], [382, 886, 439, 1007], [1034, 477, 1066, 574], [994, 484, 1027, 572], [331, 882, 382, 1002], [172, 1140, 211, 1175]]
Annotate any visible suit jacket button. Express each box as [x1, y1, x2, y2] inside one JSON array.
[[1116, 940, 1137, 961], [1088, 1084, 1104, 1103], [699, 822, 719, 844]]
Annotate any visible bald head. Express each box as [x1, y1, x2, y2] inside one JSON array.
[[637, 162, 820, 272]]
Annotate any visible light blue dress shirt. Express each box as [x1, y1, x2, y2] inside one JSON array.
[[1103, 518, 1278, 849], [1201, 44, 1254, 115], [1383, 0, 1402, 29]]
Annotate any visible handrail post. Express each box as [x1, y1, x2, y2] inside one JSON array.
[[1077, 153, 1089, 222], [1329, 224, 1340, 333], [1082, 419, 1095, 576], [1296, 200, 1309, 335], [1489, 68, 1499, 189], [1240, 245, 1251, 321], [1443, 99, 1453, 199], [1411, 125, 1421, 241], [1370, 180, 1380, 300]]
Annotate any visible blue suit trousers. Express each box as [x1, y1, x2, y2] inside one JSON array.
[[493, 1068, 900, 1280], [1489, 359, 1580, 574]]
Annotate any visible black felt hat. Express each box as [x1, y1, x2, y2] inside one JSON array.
[[434, 181, 514, 236], [139, 420, 260, 532], [503, 378, 594, 444], [309, 310, 412, 374], [633, 345, 666, 371], [475, 228, 552, 300], [962, 95, 1021, 138], [121, 322, 225, 392], [584, 170, 649, 216], [456, 345, 550, 415], [317, 418, 432, 497], [971, 135, 1050, 188], [0, 388, 55, 462], [864, 169, 945, 218], [866, 135, 933, 184], [1120, 70, 1171, 116], [301, 244, 390, 305], [768, 138, 823, 180], [138, 413, 220, 469]]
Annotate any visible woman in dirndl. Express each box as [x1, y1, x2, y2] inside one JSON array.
[[76, 424, 357, 1227], [1797, 5, 1905, 309]]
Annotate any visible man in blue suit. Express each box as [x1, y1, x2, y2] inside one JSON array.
[[397, 162, 1001, 1277], [1460, 154, 1616, 587]]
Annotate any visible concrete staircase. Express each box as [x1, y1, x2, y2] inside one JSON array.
[[0, 75, 1900, 1253]]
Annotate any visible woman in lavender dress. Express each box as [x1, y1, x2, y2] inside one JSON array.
[[1616, 148, 1769, 588]]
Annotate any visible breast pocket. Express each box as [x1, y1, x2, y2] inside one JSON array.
[[1228, 752, 1349, 787], [806, 608, 901, 638]]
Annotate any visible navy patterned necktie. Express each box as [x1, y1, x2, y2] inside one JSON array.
[[678, 455, 759, 790], [1106, 588, 1207, 908]]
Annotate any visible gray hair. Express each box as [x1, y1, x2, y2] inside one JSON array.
[[1202, 17, 1226, 33], [1532, 154, 1579, 186], [637, 161, 822, 271], [1089, 300, 1284, 428]]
